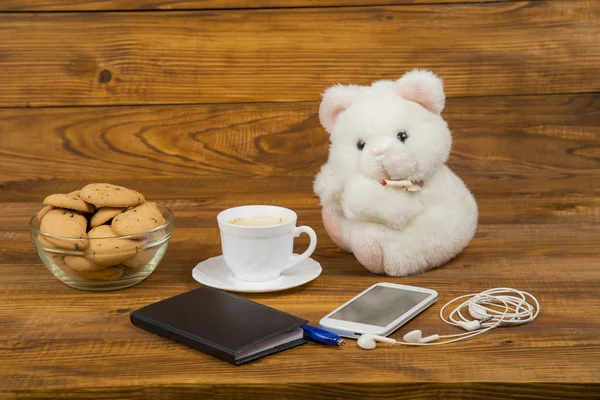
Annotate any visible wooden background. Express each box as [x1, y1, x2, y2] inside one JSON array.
[[1, 0, 599, 399]]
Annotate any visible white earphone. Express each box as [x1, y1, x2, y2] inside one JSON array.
[[357, 287, 539, 349]]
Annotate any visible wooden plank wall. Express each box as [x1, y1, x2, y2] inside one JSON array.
[[0, 0, 598, 188], [0, 0, 598, 254], [0, 1, 598, 107], [0, 0, 547, 11]]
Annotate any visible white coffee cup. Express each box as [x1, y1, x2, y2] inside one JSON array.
[[217, 205, 317, 282]]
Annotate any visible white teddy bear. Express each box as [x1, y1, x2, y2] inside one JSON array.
[[314, 69, 478, 276]]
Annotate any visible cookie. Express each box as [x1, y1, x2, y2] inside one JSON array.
[[123, 248, 157, 270], [39, 209, 88, 250], [60, 264, 124, 281], [37, 234, 55, 249], [84, 225, 138, 267], [42, 254, 79, 280], [37, 205, 54, 222], [64, 256, 104, 272], [74, 266, 124, 281], [112, 202, 166, 235], [80, 183, 145, 208], [36, 233, 84, 258], [43, 193, 95, 213], [90, 207, 126, 228], [46, 255, 77, 278], [55, 258, 81, 279]]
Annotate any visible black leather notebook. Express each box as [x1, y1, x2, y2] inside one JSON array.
[[130, 287, 308, 365]]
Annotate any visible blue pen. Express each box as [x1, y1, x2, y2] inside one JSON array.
[[301, 324, 345, 346]]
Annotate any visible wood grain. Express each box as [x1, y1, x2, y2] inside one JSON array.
[[1, 174, 600, 398], [0, 1, 598, 106], [4, 188, 600, 259], [1, 94, 599, 185], [2, 384, 600, 400], [1, 0, 599, 396], [0, 0, 544, 11]]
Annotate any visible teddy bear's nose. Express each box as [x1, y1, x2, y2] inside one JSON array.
[[371, 146, 389, 157], [370, 137, 394, 157]]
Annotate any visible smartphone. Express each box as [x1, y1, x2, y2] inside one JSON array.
[[319, 282, 438, 339]]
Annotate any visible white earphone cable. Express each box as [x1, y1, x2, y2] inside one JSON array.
[[394, 287, 539, 346]]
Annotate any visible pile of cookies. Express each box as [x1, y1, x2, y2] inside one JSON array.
[[35, 183, 167, 281]]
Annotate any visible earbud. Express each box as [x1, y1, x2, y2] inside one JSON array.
[[402, 330, 440, 343], [357, 334, 397, 350], [357, 331, 443, 349], [354, 288, 539, 350]]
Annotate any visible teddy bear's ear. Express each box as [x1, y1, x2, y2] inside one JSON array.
[[319, 84, 363, 134], [395, 69, 445, 114]]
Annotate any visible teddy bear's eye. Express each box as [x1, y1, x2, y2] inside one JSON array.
[[357, 139, 366, 151], [397, 131, 409, 143]]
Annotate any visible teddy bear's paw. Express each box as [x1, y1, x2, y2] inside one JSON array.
[[322, 208, 351, 252], [351, 232, 384, 274]]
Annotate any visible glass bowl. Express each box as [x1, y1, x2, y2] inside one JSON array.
[[30, 203, 174, 291]]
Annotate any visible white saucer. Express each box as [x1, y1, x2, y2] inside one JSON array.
[[192, 255, 322, 293]]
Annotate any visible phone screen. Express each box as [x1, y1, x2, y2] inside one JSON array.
[[329, 285, 431, 327]]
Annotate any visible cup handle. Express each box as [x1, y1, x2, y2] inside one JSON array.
[[285, 226, 317, 271]]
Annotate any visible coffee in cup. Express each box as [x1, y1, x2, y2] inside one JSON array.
[[217, 205, 317, 282], [228, 216, 288, 227]]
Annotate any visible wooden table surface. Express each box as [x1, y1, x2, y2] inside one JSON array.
[[1, 96, 599, 399], [1, 0, 600, 398]]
